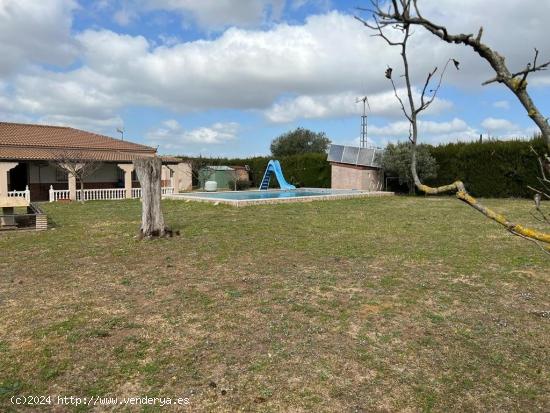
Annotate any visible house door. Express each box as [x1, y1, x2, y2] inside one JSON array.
[[9, 162, 28, 191]]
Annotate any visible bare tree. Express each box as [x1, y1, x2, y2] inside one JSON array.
[[357, 0, 550, 253], [134, 157, 175, 238], [52, 150, 102, 202], [529, 146, 550, 223]]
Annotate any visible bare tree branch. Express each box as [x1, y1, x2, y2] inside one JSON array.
[[51, 150, 102, 202], [367, 0, 550, 150], [359, 0, 550, 254]]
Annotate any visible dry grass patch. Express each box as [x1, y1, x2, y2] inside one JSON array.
[[0, 196, 548, 412]]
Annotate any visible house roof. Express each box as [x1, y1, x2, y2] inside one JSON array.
[[0, 122, 157, 162], [327, 144, 381, 168]]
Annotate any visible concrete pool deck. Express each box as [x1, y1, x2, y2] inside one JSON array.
[[164, 188, 394, 207]]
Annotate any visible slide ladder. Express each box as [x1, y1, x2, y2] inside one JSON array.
[[259, 160, 296, 190]]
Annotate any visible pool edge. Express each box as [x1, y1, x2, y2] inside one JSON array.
[[164, 190, 394, 207]]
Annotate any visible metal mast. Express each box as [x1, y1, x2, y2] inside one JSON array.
[[356, 96, 369, 148], [116, 126, 124, 141]]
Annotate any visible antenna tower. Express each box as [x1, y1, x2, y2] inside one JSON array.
[[355, 96, 369, 148]]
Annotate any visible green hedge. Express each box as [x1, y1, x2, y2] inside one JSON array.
[[181, 153, 331, 189], [179, 136, 547, 197], [425, 136, 547, 198]]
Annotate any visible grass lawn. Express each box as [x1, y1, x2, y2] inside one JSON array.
[[0, 196, 548, 412]]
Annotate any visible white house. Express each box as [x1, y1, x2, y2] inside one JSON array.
[[0, 122, 191, 201]]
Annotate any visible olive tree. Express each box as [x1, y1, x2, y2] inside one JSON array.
[[134, 157, 175, 238], [379, 142, 437, 193], [271, 127, 331, 157]]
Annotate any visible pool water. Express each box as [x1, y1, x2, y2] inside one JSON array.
[[181, 189, 361, 200], [165, 188, 392, 206]]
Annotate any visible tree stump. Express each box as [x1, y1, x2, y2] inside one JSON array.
[[134, 157, 170, 238]]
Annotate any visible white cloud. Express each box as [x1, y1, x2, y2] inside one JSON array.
[[265, 88, 453, 123], [481, 117, 518, 132], [370, 118, 471, 136], [493, 100, 510, 109], [113, 7, 138, 26], [4, 11, 402, 122], [479, 117, 537, 138], [38, 114, 123, 134], [0, 1, 549, 136], [0, 0, 78, 76], [144, 0, 285, 29], [146, 120, 239, 151], [368, 118, 478, 145]]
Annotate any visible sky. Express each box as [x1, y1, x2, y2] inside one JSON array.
[[0, 0, 549, 157]]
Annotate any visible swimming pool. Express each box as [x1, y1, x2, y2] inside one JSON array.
[[165, 188, 393, 206]]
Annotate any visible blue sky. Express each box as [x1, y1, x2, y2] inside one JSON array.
[[0, 0, 549, 156]]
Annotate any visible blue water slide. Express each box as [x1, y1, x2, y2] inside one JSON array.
[[259, 160, 296, 190]]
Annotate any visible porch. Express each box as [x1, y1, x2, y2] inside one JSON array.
[[1, 161, 183, 202]]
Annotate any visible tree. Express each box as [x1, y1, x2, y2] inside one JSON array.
[[134, 157, 172, 238], [270, 127, 330, 157], [52, 150, 102, 202], [357, 0, 550, 253], [379, 142, 437, 193]]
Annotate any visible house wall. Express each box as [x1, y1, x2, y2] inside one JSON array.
[[167, 162, 192, 192], [28, 163, 123, 184], [27, 162, 123, 201], [18, 161, 188, 201], [233, 168, 250, 182], [331, 163, 383, 191]]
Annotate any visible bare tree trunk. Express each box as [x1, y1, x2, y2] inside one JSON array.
[[134, 157, 167, 238], [79, 178, 84, 203]]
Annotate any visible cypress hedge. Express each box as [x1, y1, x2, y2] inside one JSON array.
[[425, 136, 547, 198], [178, 136, 546, 197], [181, 153, 331, 189]]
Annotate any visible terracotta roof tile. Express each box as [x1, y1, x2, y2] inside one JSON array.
[[0, 122, 157, 162], [0, 147, 155, 162]]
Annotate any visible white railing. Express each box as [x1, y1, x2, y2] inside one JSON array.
[[131, 188, 142, 198], [49, 186, 175, 202], [8, 185, 30, 202], [49, 186, 70, 202], [77, 188, 126, 201]]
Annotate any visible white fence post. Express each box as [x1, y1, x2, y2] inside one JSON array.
[[48, 187, 154, 202], [25, 185, 30, 202]]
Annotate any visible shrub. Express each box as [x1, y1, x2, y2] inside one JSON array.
[[379, 142, 438, 193], [270, 128, 331, 157], [426, 136, 546, 198]]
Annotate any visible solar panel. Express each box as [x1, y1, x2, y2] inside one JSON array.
[[327, 144, 381, 167], [327, 144, 344, 163], [341, 146, 359, 164], [357, 148, 375, 166]]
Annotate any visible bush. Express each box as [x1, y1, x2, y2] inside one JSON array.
[[379, 142, 437, 193], [426, 136, 546, 198], [270, 128, 330, 157]]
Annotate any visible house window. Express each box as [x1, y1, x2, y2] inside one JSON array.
[[56, 168, 68, 182]]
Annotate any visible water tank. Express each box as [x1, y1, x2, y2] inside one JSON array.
[[204, 181, 217, 192]]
